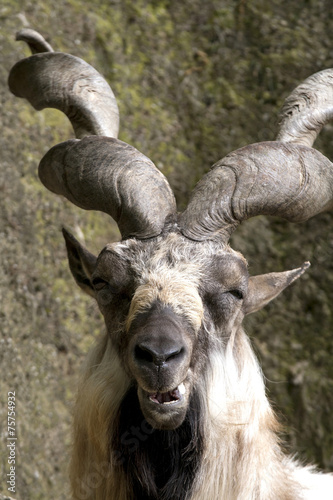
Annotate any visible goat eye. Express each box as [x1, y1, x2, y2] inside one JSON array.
[[92, 277, 109, 291], [229, 289, 244, 300]]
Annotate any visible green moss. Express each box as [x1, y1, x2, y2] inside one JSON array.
[[2, 1, 333, 498]]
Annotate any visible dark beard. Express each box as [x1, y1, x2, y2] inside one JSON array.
[[110, 386, 204, 500]]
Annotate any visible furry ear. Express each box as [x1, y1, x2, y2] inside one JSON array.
[[62, 228, 97, 297], [244, 262, 310, 315]]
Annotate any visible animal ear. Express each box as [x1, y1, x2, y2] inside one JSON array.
[[62, 228, 97, 297], [244, 262, 310, 315]]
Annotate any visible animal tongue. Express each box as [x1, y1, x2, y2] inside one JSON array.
[[150, 387, 181, 404]]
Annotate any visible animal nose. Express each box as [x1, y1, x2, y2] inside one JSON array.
[[134, 341, 186, 367]]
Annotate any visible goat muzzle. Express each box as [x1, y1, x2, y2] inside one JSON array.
[[127, 303, 193, 429]]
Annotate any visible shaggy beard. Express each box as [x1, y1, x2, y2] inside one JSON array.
[[110, 386, 205, 500]]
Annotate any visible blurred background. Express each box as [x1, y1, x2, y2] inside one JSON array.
[[1, 0, 333, 498]]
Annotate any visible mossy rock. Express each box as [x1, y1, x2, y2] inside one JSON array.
[[1, 0, 333, 498]]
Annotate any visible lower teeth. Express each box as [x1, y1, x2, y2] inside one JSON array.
[[178, 383, 186, 395], [149, 383, 186, 405]]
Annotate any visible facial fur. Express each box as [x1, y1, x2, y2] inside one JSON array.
[[90, 231, 248, 430]]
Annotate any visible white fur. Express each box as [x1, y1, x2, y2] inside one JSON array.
[[190, 330, 332, 500], [294, 467, 333, 500], [70, 328, 332, 499], [69, 235, 332, 499]]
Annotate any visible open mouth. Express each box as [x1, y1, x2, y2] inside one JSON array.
[[138, 382, 188, 429], [148, 383, 186, 405]]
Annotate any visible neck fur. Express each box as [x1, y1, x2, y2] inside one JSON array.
[[70, 330, 303, 500], [190, 329, 302, 500]]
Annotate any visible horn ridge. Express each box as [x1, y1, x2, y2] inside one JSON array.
[[9, 51, 119, 139], [277, 69, 333, 147], [180, 141, 333, 243], [180, 69, 333, 243], [9, 30, 176, 239], [38, 136, 177, 240], [15, 28, 54, 53]]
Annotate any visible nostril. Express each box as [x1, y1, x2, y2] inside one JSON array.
[[165, 347, 184, 363], [134, 343, 186, 367], [134, 345, 155, 364]]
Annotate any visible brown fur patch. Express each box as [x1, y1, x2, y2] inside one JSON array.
[[126, 266, 204, 332]]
